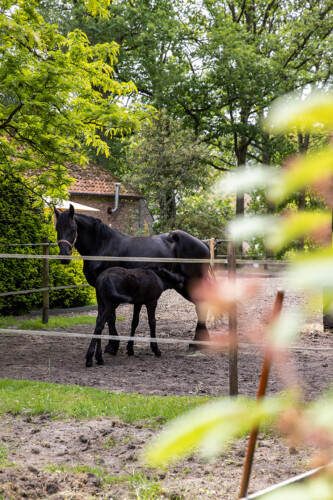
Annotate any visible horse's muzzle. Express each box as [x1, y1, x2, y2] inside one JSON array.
[[58, 244, 72, 265]]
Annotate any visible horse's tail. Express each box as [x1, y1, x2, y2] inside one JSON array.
[[208, 264, 217, 284]]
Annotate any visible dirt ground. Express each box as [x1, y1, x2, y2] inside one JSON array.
[[0, 273, 332, 499]]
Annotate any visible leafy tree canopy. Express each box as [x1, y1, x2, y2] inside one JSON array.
[[0, 0, 148, 201], [126, 110, 231, 235]]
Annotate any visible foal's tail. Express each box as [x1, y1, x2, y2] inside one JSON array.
[[100, 280, 132, 305]]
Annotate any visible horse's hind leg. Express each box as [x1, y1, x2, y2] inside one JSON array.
[[104, 307, 119, 356], [189, 303, 211, 352], [86, 306, 106, 367], [127, 303, 142, 356], [146, 301, 161, 357]]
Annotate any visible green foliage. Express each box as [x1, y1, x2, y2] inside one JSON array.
[[0, 173, 91, 314], [126, 110, 217, 233], [48, 250, 93, 310], [0, 379, 211, 426], [0, 0, 145, 201], [143, 92, 333, 497], [44, 0, 333, 228], [144, 395, 286, 466], [175, 191, 232, 240]]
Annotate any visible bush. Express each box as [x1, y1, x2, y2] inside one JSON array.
[[0, 173, 92, 315]]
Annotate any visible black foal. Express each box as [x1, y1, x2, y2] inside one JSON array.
[[85, 267, 184, 367]]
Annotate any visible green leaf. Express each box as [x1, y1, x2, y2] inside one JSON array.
[[229, 215, 275, 242], [286, 249, 333, 290], [215, 166, 276, 196], [310, 391, 333, 433], [144, 396, 286, 466], [263, 91, 333, 133], [266, 211, 331, 251], [268, 310, 303, 348], [268, 146, 333, 202]]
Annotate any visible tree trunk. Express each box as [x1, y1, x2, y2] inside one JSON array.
[[263, 136, 275, 260], [297, 132, 310, 249], [235, 136, 248, 254]]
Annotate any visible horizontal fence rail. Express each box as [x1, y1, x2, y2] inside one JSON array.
[[0, 284, 91, 298], [240, 462, 332, 499], [0, 252, 289, 266], [0, 242, 58, 247], [1, 329, 332, 352], [0, 253, 222, 263]]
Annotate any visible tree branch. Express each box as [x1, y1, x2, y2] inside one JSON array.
[[0, 103, 23, 129]]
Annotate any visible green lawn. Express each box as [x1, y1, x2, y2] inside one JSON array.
[[0, 313, 125, 331], [0, 379, 211, 427]]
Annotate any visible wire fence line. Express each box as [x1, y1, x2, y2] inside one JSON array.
[[0, 253, 223, 263], [1, 328, 332, 352], [0, 252, 289, 266], [0, 242, 58, 247], [0, 250, 288, 303], [0, 283, 91, 298]]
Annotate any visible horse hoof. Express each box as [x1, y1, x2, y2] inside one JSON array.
[[104, 346, 118, 356], [85, 360, 93, 368], [127, 351, 134, 357], [188, 344, 197, 353], [96, 358, 104, 365], [155, 351, 161, 357]]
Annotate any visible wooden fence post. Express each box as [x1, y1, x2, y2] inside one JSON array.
[[227, 240, 238, 396], [209, 238, 215, 268], [42, 237, 49, 324], [238, 290, 284, 499]]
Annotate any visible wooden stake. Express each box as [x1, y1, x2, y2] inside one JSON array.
[[238, 290, 284, 499]]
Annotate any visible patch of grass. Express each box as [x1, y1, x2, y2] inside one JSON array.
[[0, 379, 212, 427], [45, 464, 163, 497], [103, 437, 118, 449], [45, 463, 126, 484], [129, 471, 164, 499], [0, 443, 14, 468], [0, 314, 125, 330]]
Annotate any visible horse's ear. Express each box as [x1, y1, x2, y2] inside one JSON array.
[[69, 204, 75, 219], [54, 207, 60, 220]]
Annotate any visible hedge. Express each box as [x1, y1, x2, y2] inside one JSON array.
[[0, 173, 93, 315]]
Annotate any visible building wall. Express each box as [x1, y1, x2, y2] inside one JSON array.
[[70, 194, 153, 235]]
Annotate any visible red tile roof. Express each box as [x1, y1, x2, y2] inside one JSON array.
[[68, 161, 142, 198]]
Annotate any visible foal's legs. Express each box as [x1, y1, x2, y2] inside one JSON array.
[[146, 301, 161, 357], [86, 305, 107, 367], [104, 314, 120, 356], [127, 303, 142, 356]]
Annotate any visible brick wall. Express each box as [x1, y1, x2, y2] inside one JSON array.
[[70, 194, 153, 235]]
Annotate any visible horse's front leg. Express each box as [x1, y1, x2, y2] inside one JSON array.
[[127, 303, 142, 356], [104, 307, 119, 356], [146, 301, 161, 357], [86, 306, 106, 367], [189, 303, 211, 352]]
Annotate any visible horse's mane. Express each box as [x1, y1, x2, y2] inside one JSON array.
[[74, 213, 114, 243]]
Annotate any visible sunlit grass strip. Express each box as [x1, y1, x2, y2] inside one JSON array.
[[0, 380, 211, 426], [0, 314, 125, 331]]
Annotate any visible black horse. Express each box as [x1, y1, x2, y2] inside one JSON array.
[[54, 204, 211, 353]]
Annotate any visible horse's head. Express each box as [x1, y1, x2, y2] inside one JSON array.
[[54, 204, 77, 265]]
